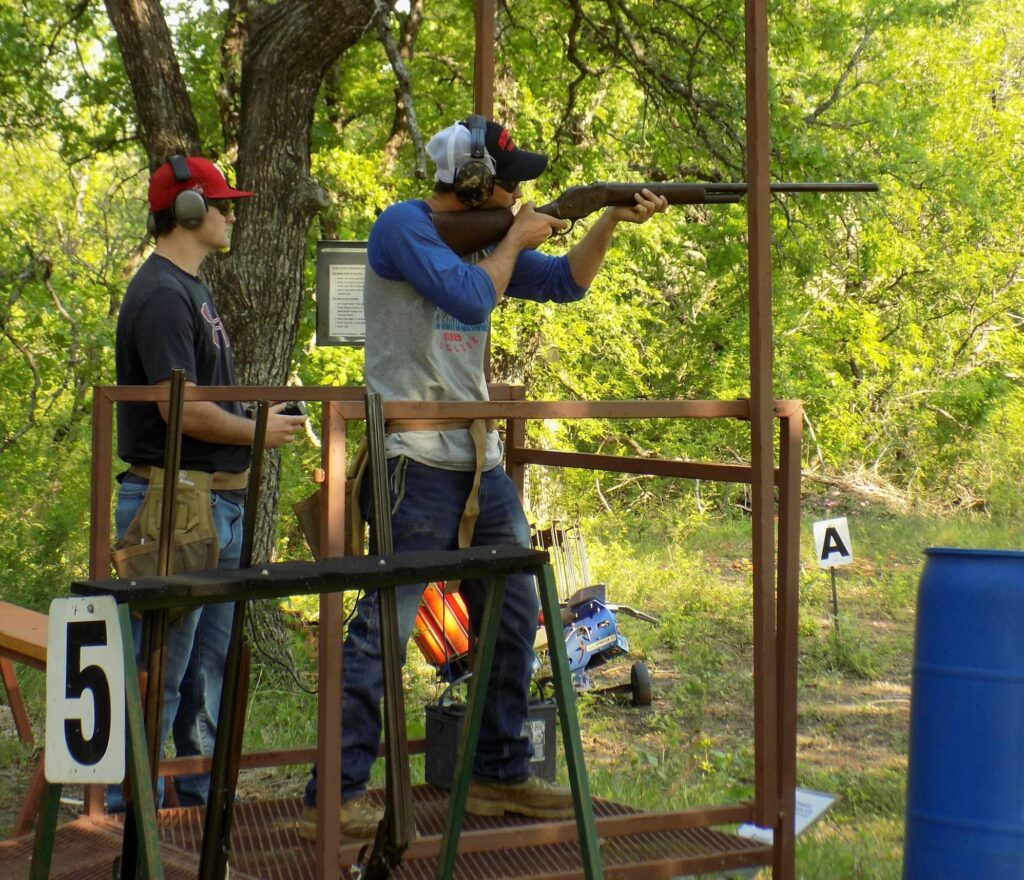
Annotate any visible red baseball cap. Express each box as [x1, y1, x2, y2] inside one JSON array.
[[147, 156, 254, 212]]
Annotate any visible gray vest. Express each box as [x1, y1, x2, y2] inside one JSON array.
[[363, 265, 502, 471]]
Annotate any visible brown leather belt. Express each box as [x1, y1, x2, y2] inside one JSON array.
[[128, 464, 249, 492]]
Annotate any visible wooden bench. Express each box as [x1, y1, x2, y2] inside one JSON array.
[[0, 600, 49, 837]]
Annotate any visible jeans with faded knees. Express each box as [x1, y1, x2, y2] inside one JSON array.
[[304, 456, 540, 805], [106, 475, 244, 810]]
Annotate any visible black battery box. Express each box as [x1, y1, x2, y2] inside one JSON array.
[[424, 698, 557, 789]]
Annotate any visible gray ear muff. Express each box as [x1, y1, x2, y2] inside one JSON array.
[[173, 189, 207, 229], [453, 114, 495, 207], [164, 154, 207, 229]]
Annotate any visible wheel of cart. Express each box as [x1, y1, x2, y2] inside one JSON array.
[[630, 660, 652, 706]]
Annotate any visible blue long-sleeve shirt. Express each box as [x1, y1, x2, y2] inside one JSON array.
[[367, 199, 586, 325]]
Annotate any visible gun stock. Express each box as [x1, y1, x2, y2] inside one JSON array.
[[431, 180, 878, 257]]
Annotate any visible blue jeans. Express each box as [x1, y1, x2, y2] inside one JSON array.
[[304, 457, 540, 805], [107, 476, 244, 809]]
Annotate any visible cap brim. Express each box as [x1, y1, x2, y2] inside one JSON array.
[[208, 186, 254, 200], [502, 150, 547, 183]]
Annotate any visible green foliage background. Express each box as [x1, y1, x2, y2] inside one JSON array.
[[1, 0, 1022, 607]]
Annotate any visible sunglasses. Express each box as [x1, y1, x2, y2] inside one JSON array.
[[494, 179, 518, 193], [208, 199, 235, 216]]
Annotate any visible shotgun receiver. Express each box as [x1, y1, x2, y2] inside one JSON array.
[[431, 180, 879, 256]]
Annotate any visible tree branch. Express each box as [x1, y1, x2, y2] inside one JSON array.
[[804, 29, 875, 125], [376, 0, 426, 177]]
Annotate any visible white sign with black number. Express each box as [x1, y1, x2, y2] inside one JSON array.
[[813, 517, 854, 569], [45, 596, 126, 783]]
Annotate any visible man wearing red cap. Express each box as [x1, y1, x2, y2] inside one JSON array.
[[300, 118, 667, 839], [110, 155, 305, 808]]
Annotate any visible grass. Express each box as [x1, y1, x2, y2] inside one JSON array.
[[571, 504, 1020, 878], [2, 501, 1019, 878]]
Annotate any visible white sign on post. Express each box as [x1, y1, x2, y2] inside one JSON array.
[[813, 517, 854, 569], [45, 596, 126, 783], [737, 787, 837, 844]]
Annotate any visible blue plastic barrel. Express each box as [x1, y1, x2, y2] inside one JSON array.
[[904, 548, 1024, 879]]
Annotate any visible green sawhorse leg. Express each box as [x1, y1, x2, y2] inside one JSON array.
[[434, 563, 603, 880], [537, 563, 602, 879]]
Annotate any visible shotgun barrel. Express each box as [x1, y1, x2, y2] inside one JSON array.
[[431, 179, 879, 256]]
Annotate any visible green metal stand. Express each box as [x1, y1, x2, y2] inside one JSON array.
[[538, 564, 602, 880], [434, 573, 508, 879], [28, 782, 61, 880], [433, 562, 603, 880], [117, 602, 165, 880]]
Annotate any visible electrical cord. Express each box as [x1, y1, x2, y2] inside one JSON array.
[[245, 607, 317, 695], [243, 595, 367, 697]]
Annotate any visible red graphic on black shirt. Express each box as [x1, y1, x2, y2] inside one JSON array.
[[201, 302, 230, 350]]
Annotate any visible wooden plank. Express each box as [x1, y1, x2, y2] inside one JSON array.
[[13, 754, 47, 837], [338, 802, 766, 874], [0, 602, 48, 668], [0, 656, 35, 746]]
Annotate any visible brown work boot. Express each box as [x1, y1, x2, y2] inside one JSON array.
[[296, 795, 384, 841], [466, 776, 575, 820]]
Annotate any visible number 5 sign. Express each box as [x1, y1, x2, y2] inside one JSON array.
[[45, 596, 126, 783]]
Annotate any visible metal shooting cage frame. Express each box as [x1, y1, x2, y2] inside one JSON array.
[[40, 1, 803, 877]]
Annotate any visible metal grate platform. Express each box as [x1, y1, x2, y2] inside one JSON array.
[[0, 817, 199, 880], [2, 787, 772, 879]]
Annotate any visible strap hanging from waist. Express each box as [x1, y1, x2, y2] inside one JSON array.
[[346, 417, 497, 559]]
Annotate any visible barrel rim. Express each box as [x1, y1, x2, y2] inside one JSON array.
[[925, 546, 1024, 559]]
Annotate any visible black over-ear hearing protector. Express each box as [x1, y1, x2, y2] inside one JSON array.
[[146, 154, 208, 235], [453, 114, 496, 207]]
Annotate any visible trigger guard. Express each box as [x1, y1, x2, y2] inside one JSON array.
[[551, 219, 575, 237]]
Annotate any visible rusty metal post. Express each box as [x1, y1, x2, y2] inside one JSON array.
[[314, 402, 347, 879], [85, 386, 116, 818], [744, 0, 778, 829], [476, 0, 496, 378], [474, 0, 495, 118], [773, 408, 802, 879], [505, 384, 527, 498]]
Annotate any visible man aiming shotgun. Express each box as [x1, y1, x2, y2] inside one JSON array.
[[299, 114, 668, 840], [433, 179, 879, 256]]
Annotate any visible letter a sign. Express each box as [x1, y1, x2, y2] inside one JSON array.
[[813, 517, 853, 569]]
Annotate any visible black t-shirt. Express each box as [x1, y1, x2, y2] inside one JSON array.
[[115, 254, 250, 473]]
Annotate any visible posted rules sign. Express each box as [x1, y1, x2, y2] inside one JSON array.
[[813, 517, 854, 569]]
